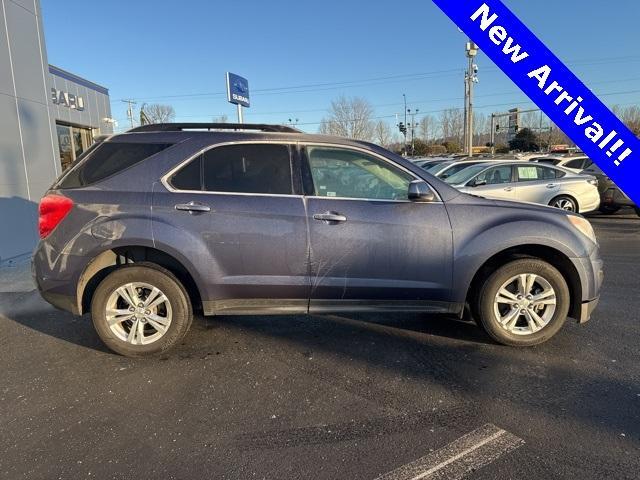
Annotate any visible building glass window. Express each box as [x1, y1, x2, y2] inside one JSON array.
[[56, 122, 95, 172]]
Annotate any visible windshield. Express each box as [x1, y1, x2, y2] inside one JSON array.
[[444, 164, 488, 185], [439, 161, 482, 178], [427, 161, 453, 173]]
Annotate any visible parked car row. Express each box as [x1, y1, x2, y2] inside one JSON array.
[[412, 153, 636, 216]]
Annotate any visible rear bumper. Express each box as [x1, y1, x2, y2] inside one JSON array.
[[39, 289, 80, 315], [603, 188, 636, 208], [578, 189, 601, 213], [32, 242, 82, 315]]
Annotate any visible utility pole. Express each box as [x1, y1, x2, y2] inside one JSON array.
[[402, 94, 408, 155], [490, 113, 496, 155], [464, 41, 479, 157], [407, 108, 419, 156], [122, 99, 137, 129]]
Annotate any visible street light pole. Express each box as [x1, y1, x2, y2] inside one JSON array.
[[465, 41, 479, 157]]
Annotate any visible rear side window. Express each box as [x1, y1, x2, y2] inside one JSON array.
[[170, 156, 202, 190], [202, 144, 292, 194], [564, 158, 585, 169], [516, 165, 559, 182], [59, 142, 173, 188]]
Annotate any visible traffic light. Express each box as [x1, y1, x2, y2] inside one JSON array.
[[398, 122, 407, 134]]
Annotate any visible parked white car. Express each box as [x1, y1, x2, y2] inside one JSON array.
[[444, 162, 600, 213], [427, 158, 522, 179], [532, 156, 593, 174]]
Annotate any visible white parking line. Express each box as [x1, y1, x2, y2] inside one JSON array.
[[375, 424, 524, 480]]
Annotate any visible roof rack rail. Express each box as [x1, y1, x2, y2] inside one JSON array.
[[127, 123, 302, 133]]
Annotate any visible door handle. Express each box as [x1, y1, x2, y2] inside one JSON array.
[[313, 212, 347, 223], [175, 201, 211, 213], [503, 186, 513, 192], [546, 183, 557, 189]]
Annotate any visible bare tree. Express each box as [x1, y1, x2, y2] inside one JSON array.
[[473, 112, 488, 145], [212, 114, 228, 123], [373, 120, 392, 147], [318, 96, 374, 140], [439, 108, 464, 145], [140, 103, 176, 124], [520, 111, 542, 131], [418, 115, 436, 143], [613, 105, 640, 136]]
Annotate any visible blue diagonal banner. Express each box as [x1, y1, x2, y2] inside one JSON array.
[[432, 0, 640, 205]]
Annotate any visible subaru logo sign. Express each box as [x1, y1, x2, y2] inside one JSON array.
[[226, 72, 250, 108]]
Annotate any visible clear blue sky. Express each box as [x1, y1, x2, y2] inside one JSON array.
[[42, 1, 640, 134]]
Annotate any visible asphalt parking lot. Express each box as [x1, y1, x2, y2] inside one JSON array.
[[1, 211, 638, 480]]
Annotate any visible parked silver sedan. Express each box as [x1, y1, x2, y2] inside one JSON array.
[[443, 162, 600, 213]]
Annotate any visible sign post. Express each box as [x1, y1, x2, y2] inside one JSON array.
[[226, 72, 250, 124]]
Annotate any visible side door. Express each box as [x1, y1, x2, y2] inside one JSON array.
[[467, 164, 517, 201], [153, 142, 310, 315], [302, 145, 453, 312], [515, 164, 559, 204]]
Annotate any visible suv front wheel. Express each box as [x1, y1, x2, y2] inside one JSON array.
[[91, 264, 193, 357], [476, 259, 570, 346]]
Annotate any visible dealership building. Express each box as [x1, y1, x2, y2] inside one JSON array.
[[1, 0, 113, 263]]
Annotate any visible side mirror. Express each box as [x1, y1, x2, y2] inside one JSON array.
[[470, 178, 487, 187], [408, 180, 436, 202]]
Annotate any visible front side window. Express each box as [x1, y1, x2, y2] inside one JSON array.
[[202, 144, 292, 194], [307, 147, 413, 200], [475, 165, 513, 185]]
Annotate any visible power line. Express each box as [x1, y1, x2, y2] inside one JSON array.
[[110, 55, 640, 104], [158, 82, 640, 118]]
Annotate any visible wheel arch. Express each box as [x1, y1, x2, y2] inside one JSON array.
[[465, 244, 583, 321], [77, 245, 204, 315]]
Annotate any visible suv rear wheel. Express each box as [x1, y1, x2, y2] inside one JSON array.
[[476, 259, 570, 346], [91, 264, 192, 357]]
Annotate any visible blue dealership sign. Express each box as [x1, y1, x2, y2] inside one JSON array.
[[226, 72, 250, 108], [432, 0, 640, 204]]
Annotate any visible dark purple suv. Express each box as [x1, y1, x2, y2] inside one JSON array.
[[33, 123, 603, 356]]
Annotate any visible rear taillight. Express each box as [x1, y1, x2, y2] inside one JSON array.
[[38, 195, 73, 238]]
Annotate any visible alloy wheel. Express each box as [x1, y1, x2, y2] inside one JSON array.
[[493, 273, 557, 335], [553, 198, 576, 211], [105, 282, 172, 345]]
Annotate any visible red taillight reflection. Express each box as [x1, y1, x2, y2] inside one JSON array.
[[38, 195, 73, 238]]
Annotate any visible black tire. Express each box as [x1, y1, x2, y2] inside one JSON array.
[[599, 204, 620, 214], [91, 264, 192, 357], [549, 195, 578, 213], [475, 259, 570, 347]]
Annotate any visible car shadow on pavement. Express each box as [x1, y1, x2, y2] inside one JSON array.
[[3, 292, 639, 455], [198, 312, 640, 451], [0, 291, 112, 354]]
